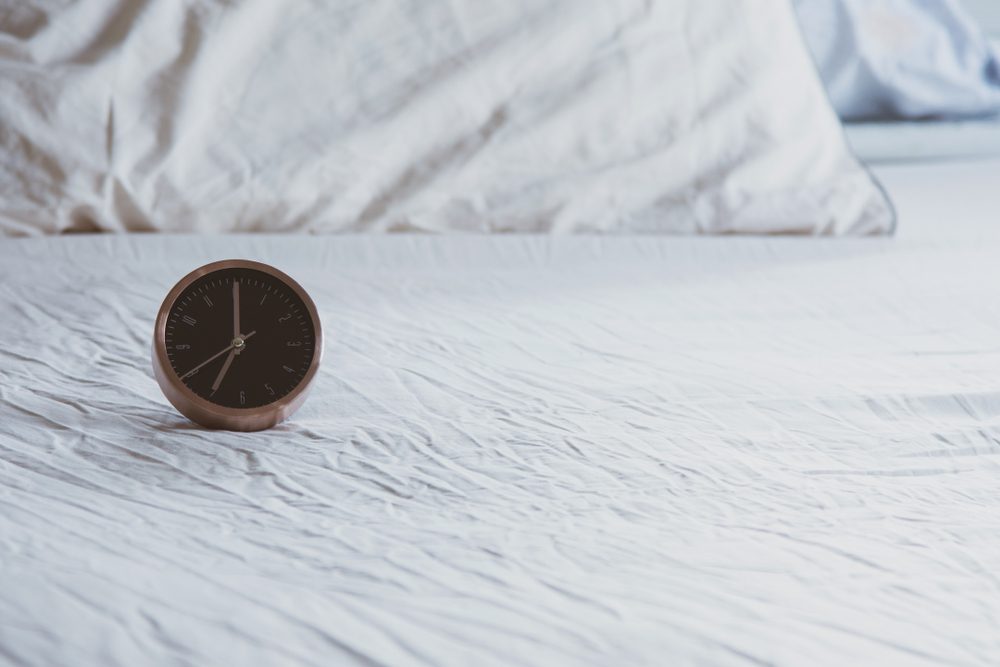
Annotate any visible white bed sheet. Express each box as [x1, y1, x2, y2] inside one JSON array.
[[847, 118, 1000, 164], [2, 233, 1000, 666], [870, 156, 1000, 240]]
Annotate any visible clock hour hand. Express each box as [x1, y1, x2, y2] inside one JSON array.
[[210, 349, 237, 395], [179, 330, 256, 380]]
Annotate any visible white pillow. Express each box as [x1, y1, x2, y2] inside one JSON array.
[[795, 0, 1000, 120], [0, 0, 893, 235]]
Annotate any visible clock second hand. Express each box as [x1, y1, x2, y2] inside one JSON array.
[[179, 330, 256, 381]]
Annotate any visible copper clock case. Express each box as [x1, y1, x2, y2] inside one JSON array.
[[152, 259, 323, 431]]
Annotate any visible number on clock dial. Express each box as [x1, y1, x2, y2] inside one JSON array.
[[163, 268, 316, 408]]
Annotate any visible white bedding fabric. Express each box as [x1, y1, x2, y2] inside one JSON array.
[[845, 117, 1000, 163], [794, 0, 1000, 120], [2, 233, 1000, 666], [871, 155, 1000, 239], [0, 0, 892, 235]]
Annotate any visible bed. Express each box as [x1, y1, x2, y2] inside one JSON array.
[[872, 154, 1000, 240], [4, 1, 1000, 665], [3, 159, 1000, 665]]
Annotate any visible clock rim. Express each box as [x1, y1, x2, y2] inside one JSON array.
[[152, 259, 324, 432]]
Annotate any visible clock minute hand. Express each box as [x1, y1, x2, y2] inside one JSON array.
[[179, 331, 256, 380], [233, 280, 241, 339]]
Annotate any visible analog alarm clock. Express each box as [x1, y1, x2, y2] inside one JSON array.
[[152, 260, 322, 431]]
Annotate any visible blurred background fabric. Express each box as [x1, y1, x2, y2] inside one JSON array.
[[791, 0, 1000, 164], [794, 0, 1000, 120], [0, 0, 892, 236]]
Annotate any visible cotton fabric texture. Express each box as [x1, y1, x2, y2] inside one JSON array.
[[795, 0, 1000, 120], [3, 232, 1000, 664], [0, 0, 892, 235]]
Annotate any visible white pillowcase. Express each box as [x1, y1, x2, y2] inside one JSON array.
[[795, 0, 1000, 120], [0, 0, 893, 235]]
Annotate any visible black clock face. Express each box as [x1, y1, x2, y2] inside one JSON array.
[[164, 267, 316, 409]]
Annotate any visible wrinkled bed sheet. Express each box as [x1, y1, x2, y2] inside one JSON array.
[[1, 234, 1000, 666]]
